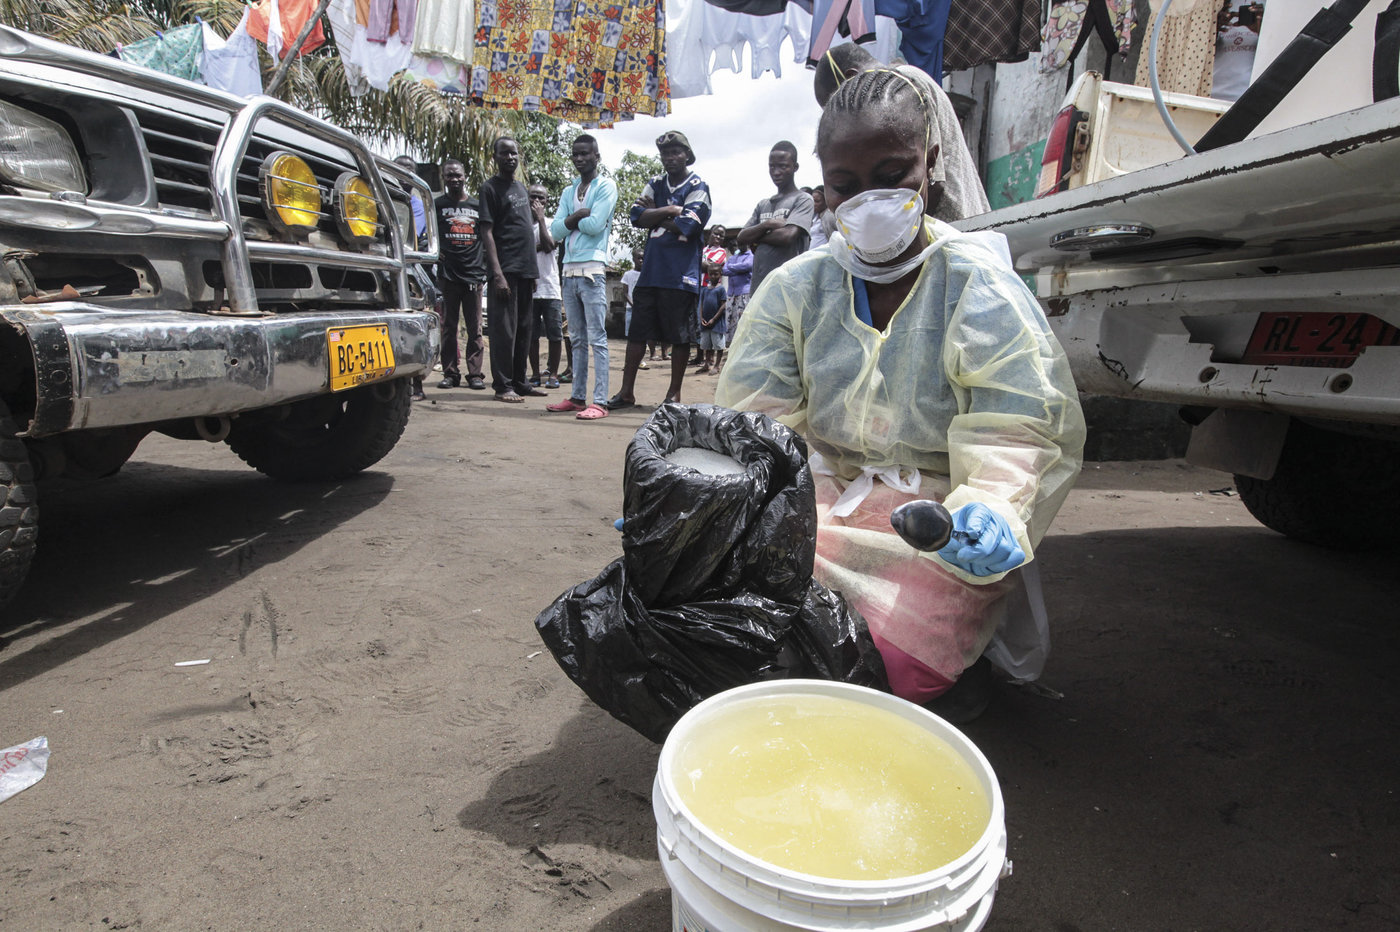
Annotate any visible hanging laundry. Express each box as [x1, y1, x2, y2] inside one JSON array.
[[774, 3, 814, 75], [248, 0, 327, 59], [874, 0, 951, 81], [808, 0, 877, 65], [666, 0, 713, 96], [329, 0, 415, 92], [666, 0, 714, 96], [413, 0, 475, 64], [118, 23, 205, 82], [201, 15, 263, 96], [368, 0, 417, 44], [328, 0, 372, 93], [862, 14, 905, 63], [407, 0, 670, 126], [1040, 0, 1135, 73], [666, 0, 816, 97], [1132, 0, 1219, 95], [703, 0, 788, 13], [743, 8, 798, 76], [941, 0, 1040, 71], [704, 0, 748, 73]]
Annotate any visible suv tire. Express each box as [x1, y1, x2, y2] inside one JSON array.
[[0, 400, 38, 609], [227, 378, 412, 481], [1235, 419, 1400, 549]]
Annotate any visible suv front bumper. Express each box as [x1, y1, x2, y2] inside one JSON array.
[[3, 303, 438, 435]]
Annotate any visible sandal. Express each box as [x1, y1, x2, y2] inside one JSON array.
[[545, 376, 560, 389], [576, 404, 609, 420], [604, 394, 636, 411], [518, 386, 548, 397], [496, 392, 524, 404], [546, 397, 588, 412]]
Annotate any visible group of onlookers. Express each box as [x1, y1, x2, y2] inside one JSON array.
[[407, 126, 821, 421]]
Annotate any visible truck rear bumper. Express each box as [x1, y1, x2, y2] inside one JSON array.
[[1048, 266, 1400, 425], [2, 303, 438, 435]]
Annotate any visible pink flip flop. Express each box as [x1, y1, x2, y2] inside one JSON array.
[[546, 398, 587, 412], [576, 404, 609, 420]]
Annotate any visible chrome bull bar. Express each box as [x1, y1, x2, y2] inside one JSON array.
[[2, 304, 436, 435]]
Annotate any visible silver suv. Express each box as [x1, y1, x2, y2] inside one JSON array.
[[0, 26, 440, 606]]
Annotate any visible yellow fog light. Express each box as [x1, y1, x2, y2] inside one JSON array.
[[258, 151, 321, 235], [334, 172, 380, 243]]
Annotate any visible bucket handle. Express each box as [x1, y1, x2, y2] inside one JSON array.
[[657, 832, 680, 861]]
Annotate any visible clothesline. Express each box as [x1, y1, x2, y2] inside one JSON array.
[[113, 0, 1140, 125]]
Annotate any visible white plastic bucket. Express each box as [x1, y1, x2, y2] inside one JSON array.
[[653, 680, 1010, 932]]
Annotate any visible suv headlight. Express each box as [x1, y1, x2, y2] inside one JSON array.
[[333, 172, 379, 244], [258, 151, 321, 235], [0, 101, 87, 194], [391, 196, 414, 247]]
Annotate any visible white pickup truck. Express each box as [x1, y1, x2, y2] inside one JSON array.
[[959, 22, 1400, 549]]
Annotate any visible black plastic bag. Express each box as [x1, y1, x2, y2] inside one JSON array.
[[535, 403, 889, 743]]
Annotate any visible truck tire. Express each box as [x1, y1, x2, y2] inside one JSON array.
[[227, 378, 412, 481], [0, 402, 38, 609], [1234, 420, 1400, 549]]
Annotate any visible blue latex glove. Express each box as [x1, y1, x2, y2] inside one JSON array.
[[936, 503, 1026, 577]]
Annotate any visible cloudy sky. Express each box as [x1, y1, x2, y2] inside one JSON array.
[[592, 52, 825, 230]]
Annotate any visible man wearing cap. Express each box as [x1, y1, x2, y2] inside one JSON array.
[[605, 130, 712, 410]]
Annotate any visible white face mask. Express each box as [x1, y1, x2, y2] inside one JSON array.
[[828, 226, 951, 284], [831, 188, 924, 264]]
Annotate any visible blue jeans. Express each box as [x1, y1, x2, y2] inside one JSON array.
[[563, 273, 609, 407]]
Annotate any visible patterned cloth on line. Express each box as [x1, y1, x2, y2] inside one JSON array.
[[408, 0, 669, 127], [942, 0, 1041, 71], [118, 23, 205, 82]]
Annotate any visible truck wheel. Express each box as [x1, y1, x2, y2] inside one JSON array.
[[1234, 420, 1400, 549], [227, 379, 412, 482], [0, 402, 38, 609]]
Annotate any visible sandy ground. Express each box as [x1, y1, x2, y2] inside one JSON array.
[[2, 341, 1398, 931]]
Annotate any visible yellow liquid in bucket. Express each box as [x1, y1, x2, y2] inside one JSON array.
[[672, 694, 989, 881]]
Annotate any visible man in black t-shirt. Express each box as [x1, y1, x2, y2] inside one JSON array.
[[433, 158, 487, 390], [479, 136, 541, 403]]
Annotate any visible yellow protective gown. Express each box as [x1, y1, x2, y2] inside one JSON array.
[[715, 219, 1086, 684]]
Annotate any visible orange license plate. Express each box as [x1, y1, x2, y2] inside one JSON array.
[[328, 324, 395, 391], [1241, 312, 1400, 368]]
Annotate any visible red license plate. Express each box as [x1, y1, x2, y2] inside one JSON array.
[[1240, 312, 1400, 368]]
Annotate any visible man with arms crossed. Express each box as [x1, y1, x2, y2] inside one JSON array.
[[606, 131, 712, 410]]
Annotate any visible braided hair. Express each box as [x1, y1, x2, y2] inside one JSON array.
[[816, 68, 933, 156]]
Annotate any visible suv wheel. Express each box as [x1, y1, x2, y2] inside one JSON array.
[[227, 379, 412, 481], [1235, 419, 1400, 549], [0, 400, 38, 609]]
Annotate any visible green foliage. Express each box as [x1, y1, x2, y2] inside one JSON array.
[[513, 112, 579, 209], [1, 0, 164, 49], [610, 150, 662, 258]]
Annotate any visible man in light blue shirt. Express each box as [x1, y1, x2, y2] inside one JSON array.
[[545, 134, 619, 421]]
